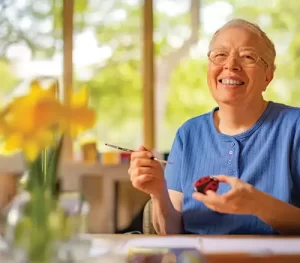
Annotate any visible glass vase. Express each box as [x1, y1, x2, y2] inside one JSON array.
[[2, 189, 86, 263]]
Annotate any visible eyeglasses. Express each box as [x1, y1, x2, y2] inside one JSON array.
[[207, 48, 268, 68]]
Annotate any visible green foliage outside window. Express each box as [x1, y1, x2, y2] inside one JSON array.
[[1, 0, 300, 151]]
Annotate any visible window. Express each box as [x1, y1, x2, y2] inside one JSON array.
[[73, 0, 143, 152]]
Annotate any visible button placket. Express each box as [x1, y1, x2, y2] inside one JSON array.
[[227, 140, 236, 175]]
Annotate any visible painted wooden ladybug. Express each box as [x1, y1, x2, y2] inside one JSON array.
[[194, 176, 219, 194]]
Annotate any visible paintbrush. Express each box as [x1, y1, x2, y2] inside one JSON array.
[[104, 143, 173, 164]]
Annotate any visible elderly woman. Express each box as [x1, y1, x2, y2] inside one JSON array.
[[128, 18, 300, 235]]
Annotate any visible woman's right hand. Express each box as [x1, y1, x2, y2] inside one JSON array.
[[128, 145, 166, 197]]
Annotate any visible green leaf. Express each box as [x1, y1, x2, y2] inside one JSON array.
[[26, 152, 43, 191], [46, 136, 64, 197]]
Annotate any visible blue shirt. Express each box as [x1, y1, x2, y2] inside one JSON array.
[[165, 101, 300, 235]]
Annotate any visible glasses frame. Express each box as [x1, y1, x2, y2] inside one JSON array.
[[207, 49, 268, 68]]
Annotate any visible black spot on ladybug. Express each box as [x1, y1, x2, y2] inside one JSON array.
[[194, 176, 219, 194]]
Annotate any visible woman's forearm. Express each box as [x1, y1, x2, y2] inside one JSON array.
[[254, 190, 300, 235], [151, 190, 183, 235]]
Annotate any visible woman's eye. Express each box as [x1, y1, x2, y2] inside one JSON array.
[[216, 53, 226, 57], [241, 53, 256, 61], [246, 55, 255, 60]]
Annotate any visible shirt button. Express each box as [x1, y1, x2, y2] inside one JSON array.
[[231, 142, 235, 147], [228, 160, 232, 165], [230, 169, 234, 175], [229, 150, 233, 155]]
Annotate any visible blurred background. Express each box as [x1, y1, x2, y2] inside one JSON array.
[[1, 0, 300, 233]]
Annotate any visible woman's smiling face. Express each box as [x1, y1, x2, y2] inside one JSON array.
[[207, 26, 274, 106]]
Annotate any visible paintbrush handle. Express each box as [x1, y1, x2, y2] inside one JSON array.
[[105, 143, 172, 164]]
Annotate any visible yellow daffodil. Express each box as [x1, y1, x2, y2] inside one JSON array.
[[0, 81, 96, 161], [0, 107, 8, 135], [1, 79, 97, 263], [65, 86, 96, 137], [30, 80, 57, 100], [4, 130, 54, 161], [0, 83, 63, 161]]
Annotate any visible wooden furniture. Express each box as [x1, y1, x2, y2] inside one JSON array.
[[0, 153, 140, 234], [61, 161, 132, 233], [142, 198, 156, 234]]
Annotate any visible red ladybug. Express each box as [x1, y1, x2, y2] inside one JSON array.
[[194, 176, 219, 194]]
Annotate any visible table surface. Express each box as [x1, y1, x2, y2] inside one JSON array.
[[0, 234, 299, 262], [90, 234, 300, 263]]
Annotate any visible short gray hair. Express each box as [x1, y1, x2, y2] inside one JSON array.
[[209, 18, 276, 71]]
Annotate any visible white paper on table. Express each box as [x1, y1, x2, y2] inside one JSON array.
[[199, 237, 300, 254], [119, 236, 300, 255]]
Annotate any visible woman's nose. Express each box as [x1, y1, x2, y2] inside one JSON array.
[[223, 56, 241, 71]]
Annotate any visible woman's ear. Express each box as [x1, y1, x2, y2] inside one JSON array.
[[262, 69, 274, 92], [265, 69, 274, 84]]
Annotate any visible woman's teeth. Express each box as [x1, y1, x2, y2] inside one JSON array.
[[220, 79, 244, 85]]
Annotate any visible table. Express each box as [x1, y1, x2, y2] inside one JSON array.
[[0, 233, 299, 262], [90, 234, 300, 263]]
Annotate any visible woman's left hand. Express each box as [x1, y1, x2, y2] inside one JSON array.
[[192, 175, 261, 215]]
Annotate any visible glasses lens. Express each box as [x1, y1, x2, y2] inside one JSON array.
[[209, 50, 228, 65], [208, 49, 260, 66], [239, 50, 259, 65]]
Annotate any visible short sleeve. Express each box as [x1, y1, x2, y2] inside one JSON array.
[[291, 118, 300, 206], [164, 129, 183, 192]]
